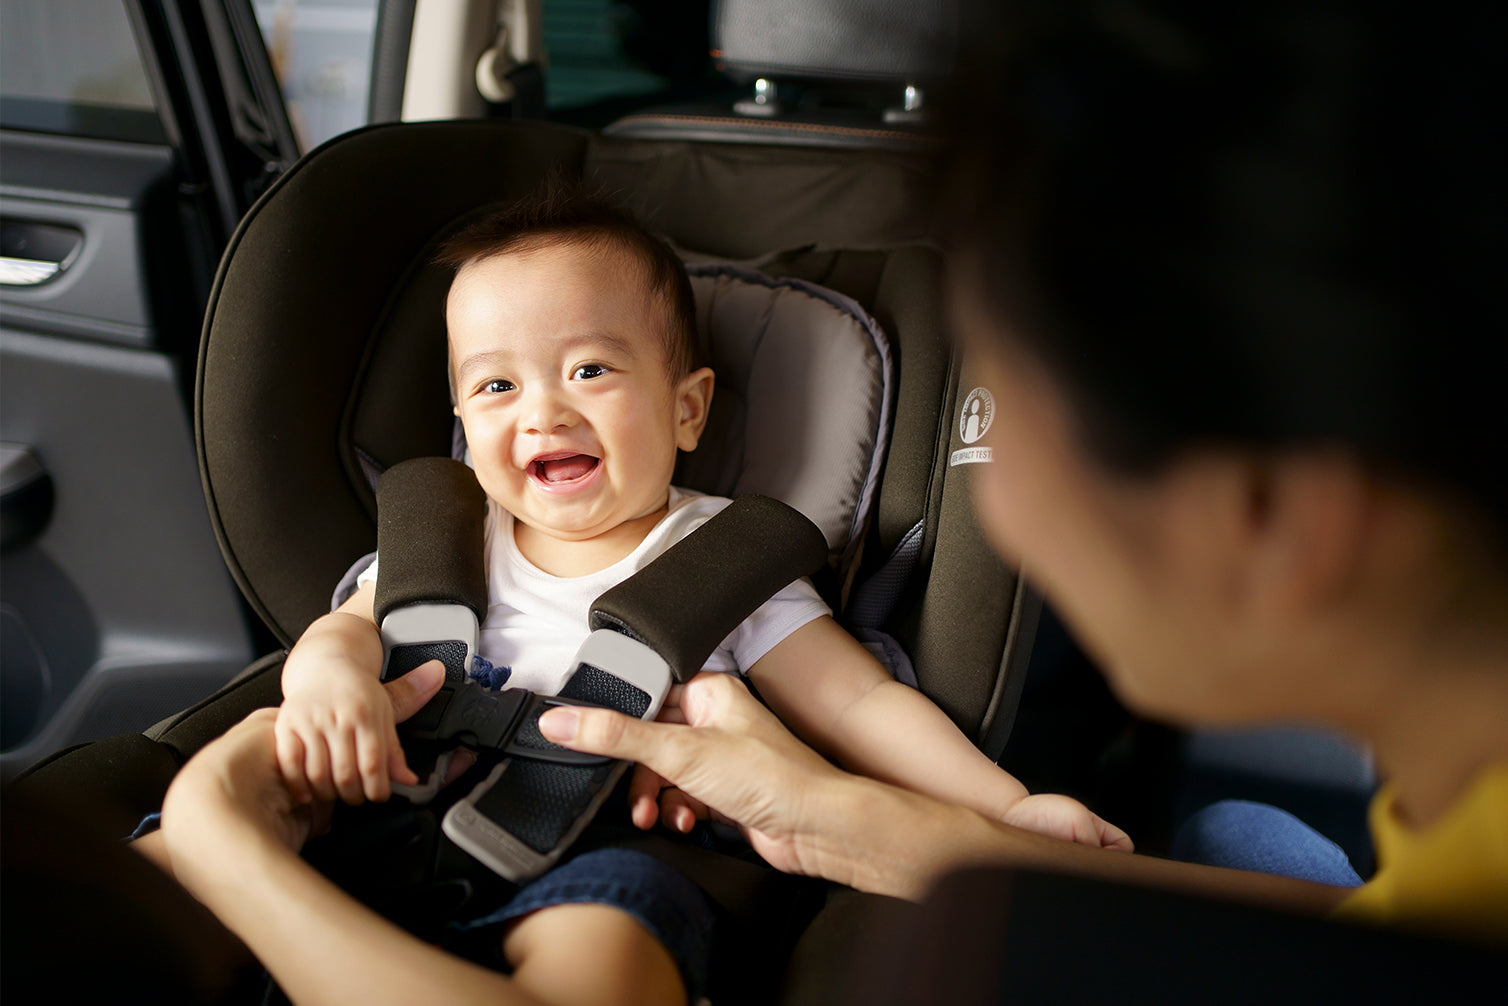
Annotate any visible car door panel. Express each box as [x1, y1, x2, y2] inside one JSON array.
[[0, 0, 301, 780], [0, 144, 254, 780]]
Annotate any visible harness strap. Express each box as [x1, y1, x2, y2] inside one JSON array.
[[589, 492, 829, 683], [370, 458, 828, 889]]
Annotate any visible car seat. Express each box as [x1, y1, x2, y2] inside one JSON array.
[[7, 110, 1035, 999]]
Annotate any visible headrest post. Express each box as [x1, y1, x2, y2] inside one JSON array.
[[884, 84, 927, 125], [734, 78, 782, 118]]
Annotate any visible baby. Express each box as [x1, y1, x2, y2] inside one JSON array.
[[274, 184, 1131, 1005]]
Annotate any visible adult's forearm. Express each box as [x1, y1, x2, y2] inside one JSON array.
[[176, 816, 540, 1006], [805, 771, 1018, 900], [812, 772, 1349, 914], [157, 708, 531, 1006], [544, 675, 1350, 914]]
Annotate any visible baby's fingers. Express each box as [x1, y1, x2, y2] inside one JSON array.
[[273, 721, 313, 805], [300, 729, 337, 804], [353, 725, 395, 803], [323, 721, 371, 805], [387, 741, 419, 790]]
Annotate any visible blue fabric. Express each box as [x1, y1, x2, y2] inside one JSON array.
[[449, 847, 717, 1001], [127, 811, 162, 842], [1171, 799, 1365, 887]]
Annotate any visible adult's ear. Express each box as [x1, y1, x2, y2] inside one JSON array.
[[1238, 448, 1373, 619], [675, 367, 715, 452], [1152, 446, 1373, 627]]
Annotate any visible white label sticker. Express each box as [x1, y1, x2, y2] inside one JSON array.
[[960, 387, 994, 444], [950, 447, 994, 467]]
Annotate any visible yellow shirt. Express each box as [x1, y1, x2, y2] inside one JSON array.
[[1335, 764, 1508, 944]]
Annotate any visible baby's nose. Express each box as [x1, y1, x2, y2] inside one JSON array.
[[522, 384, 576, 433]]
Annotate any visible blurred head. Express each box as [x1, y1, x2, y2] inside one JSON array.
[[939, 1, 1506, 723]]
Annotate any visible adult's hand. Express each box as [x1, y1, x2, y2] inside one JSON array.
[[542, 673, 850, 876], [161, 662, 445, 896], [538, 672, 987, 897], [154, 667, 553, 1006]]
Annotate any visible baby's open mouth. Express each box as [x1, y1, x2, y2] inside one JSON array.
[[531, 453, 600, 484]]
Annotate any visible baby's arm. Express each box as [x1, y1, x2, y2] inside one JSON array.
[[747, 617, 1131, 851], [275, 583, 434, 805]]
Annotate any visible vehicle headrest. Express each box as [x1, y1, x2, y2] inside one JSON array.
[[713, 0, 958, 83]]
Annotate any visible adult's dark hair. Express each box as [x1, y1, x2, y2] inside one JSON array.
[[941, 1, 1506, 535], [435, 179, 698, 379]]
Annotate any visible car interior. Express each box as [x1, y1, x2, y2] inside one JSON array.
[[2, 0, 1499, 1001]]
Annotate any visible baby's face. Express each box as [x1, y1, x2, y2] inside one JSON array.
[[448, 241, 703, 547]]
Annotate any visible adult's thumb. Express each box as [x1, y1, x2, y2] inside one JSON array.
[[540, 704, 651, 763], [386, 659, 446, 722]]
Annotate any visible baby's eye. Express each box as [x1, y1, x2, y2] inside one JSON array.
[[482, 378, 515, 394], [572, 363, 610, 381]]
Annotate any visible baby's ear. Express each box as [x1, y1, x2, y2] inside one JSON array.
[[675, 367, 716, 451]]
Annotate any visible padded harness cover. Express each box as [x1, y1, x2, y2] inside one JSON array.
[[590, 494, 830, 682], [373, 457, 488, 624]]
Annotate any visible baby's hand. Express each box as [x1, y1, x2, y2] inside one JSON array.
[[1001, 793, 1134, 852], [275, 659, 443, 805]]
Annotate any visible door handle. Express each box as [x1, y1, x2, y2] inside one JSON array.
[[0, 220, 84, 286]]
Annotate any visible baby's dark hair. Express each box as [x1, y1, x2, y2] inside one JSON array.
[[434, 179, 698, 381], [940, 0, 1507, 539]]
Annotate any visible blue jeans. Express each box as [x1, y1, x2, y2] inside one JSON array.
[[1170, 799, 1365, 887], [447, 847, 717, 1001]]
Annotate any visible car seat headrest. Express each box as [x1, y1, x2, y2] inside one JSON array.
[[713, 0, 959, 84]]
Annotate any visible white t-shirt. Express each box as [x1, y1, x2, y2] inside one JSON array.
[[357, 486, 830, 695]]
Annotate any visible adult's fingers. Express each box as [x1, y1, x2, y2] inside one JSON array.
[[541, 704, 686, 773], [539, 673, 802, 820], [628, 762, 665, 830], [540, 674, 750, 773], [1100, 817, 1135, 853], [380, 660, 443, 792], [385, 659, 445, 723], [542, 674, 847, 881], [660, 788, 708, 834]]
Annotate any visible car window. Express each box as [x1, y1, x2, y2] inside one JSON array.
[[248, 0, 713, 149], [252, 0, 378, 152], [0, 0, 166, 144], [542, 0, 715, 123], [541, 0, 674, 112]]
